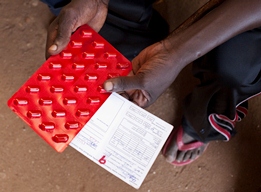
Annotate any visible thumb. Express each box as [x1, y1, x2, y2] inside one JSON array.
[[103, 75, 143, 92], [47, 17, 74, 56]]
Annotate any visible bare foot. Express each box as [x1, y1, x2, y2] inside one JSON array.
[[163, 126, 208, 166]]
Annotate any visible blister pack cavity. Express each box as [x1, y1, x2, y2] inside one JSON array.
[[8, 24, 132, 152]]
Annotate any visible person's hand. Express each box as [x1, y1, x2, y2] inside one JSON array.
[[46, 0, 109, 58], [104, 41, 183, 108]]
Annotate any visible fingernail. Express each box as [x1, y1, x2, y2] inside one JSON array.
[[104, 81, 113, 91], [49, 44, 58, 51]]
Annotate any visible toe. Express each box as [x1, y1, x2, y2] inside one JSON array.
[[165, 143, 179, 163], [164, 133, 179, 163], [176, 151, 186, 163], [191, 149, 199, 160], [183, 151, 192, 162]]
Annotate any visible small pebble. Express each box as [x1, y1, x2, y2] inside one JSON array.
[[31, 0, 39, 7], [0, 172, 7, 179]]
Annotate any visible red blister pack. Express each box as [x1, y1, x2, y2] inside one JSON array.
[[8, 24, 132, 152]]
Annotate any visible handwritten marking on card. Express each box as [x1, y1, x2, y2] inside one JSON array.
[[99, 155, 106, 164]]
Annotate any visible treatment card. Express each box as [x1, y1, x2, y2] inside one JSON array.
[[70, 92, 173, 189]]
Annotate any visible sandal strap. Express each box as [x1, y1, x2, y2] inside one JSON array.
[[176, 126, 205, 151]]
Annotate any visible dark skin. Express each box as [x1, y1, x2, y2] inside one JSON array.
[[47, 0, 261, 164], [46, 0, 109, 58]]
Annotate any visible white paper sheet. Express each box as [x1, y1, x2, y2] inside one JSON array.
[[70, 92, 173, 189]]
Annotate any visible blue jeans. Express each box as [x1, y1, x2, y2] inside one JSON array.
[[40, 0, 70, 15]]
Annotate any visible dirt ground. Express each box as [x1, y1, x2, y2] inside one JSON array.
[[1, 0, 261, 192]]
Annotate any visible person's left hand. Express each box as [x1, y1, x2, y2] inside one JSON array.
[[46, 0, 109, 58]]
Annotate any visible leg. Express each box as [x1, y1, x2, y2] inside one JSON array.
[[99, 9, 169, 60], [164, 26, 261, 166]]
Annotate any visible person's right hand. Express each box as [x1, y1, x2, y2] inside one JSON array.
[[46, 0, 109, 58], [103, 41, 183, 108]]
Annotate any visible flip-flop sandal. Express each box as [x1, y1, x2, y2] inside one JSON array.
[[162, 126, 209, 166]]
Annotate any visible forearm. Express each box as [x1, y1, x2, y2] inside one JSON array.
[[103, 0, 261, 107], [164, 0, 261, 71]]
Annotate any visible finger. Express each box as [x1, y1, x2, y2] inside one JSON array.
[[130, 90, 149, 107], [118, 91, 130, 100], [88, 8, 107, 32], [103, 75, 142, 93], [46, 19, 58, 59], [131, 54, 142, 73], [48, 13, 75, 56]]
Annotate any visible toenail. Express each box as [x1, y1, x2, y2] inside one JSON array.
[[166, 156, 174, 163]]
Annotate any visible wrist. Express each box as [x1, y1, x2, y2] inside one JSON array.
[[100, 0, 109, 6], [160, 36, 188, 73]]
